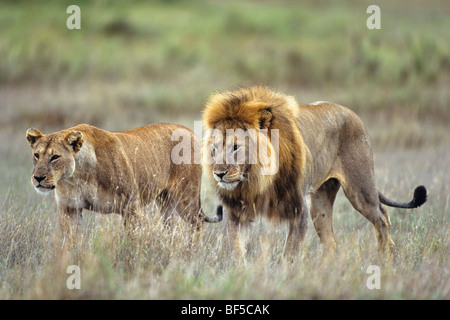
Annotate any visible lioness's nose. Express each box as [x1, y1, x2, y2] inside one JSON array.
[[214, 170, 228, 180], [34, 176, 46, 183]]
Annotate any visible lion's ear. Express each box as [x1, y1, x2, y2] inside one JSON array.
[[65, 131, 83, 153], [259, 109, 273, 129], [26, 128, 44, 147]]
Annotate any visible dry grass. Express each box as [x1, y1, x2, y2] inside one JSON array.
[[0, 128, 448, 299], [0, 0, 449, 300]]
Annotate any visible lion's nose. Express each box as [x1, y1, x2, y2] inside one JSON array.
[[214, 170, 228, 180], [34, 175, 46, 183]]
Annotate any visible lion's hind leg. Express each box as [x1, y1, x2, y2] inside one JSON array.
[[340, 177, 394, 255], [310, 178, 340, 254]]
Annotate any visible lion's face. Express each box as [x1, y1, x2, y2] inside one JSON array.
[[206, 121, 275, 192], [210, 141, 248, 191], [26, 128, 83, 194], [207, 126, 249, 191]]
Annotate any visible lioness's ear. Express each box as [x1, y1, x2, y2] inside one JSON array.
[[26, 128, 43, 147], [259, 109, 273, 129], [65, 131, 83, 153]]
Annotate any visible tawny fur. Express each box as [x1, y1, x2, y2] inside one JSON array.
[[202, 86, 427, 256], [27, 123, 221, 237]]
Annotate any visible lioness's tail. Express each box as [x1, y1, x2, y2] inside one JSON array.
[[379, 185, 428, 209], [201, 205, 224, 223]]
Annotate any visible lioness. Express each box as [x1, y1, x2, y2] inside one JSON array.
[[202, 86, 427, 256], [26, 123, 222, 236]]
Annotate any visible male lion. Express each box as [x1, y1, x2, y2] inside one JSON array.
[[202, 86, 427, 256], [26, 123, 222, 237]]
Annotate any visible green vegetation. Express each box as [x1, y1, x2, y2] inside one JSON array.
[[0, 0, 448, 299]]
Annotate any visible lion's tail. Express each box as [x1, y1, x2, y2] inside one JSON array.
[[379, 185, 428, 209], [201, 205, 224, 223]]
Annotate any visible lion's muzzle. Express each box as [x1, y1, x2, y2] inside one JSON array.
[[213, 167, 243, 191], [214, 170, 228, 181]]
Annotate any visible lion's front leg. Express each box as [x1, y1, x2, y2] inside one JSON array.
[[223, 208, 247, 261], [227, 222, 246, 261], [283, 196, 308, 259]]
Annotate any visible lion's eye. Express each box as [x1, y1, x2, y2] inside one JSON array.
[[34, 153, 39, 160], [50, 155, 60, 162], [211, 144, 218, 156]]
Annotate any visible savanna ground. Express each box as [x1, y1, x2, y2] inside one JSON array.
[[0, 0, 448, 300]]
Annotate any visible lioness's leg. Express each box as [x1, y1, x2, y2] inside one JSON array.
[[161, 182, 204, 231], [122, 199, 146, 234], [166, 188, 206, 251], [310, 178, 340, 253], [58, 206, 83, 244], [157, 184, 206, 253], [176, 198, 204, 232], [177, 199, 206, 253]]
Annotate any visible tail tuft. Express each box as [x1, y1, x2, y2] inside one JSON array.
[[412, 185, 428, 208], [379, 185, 428, 209]]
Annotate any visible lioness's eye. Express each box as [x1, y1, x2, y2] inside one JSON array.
[[34, 153, 39, 159], [50, 155, 60, 162]]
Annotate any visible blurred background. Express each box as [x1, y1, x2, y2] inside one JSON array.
[[0, 0, 448, 299], [2, 0, 448, 198]]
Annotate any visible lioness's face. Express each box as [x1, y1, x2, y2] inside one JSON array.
[[26, 128, 83, 194]]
